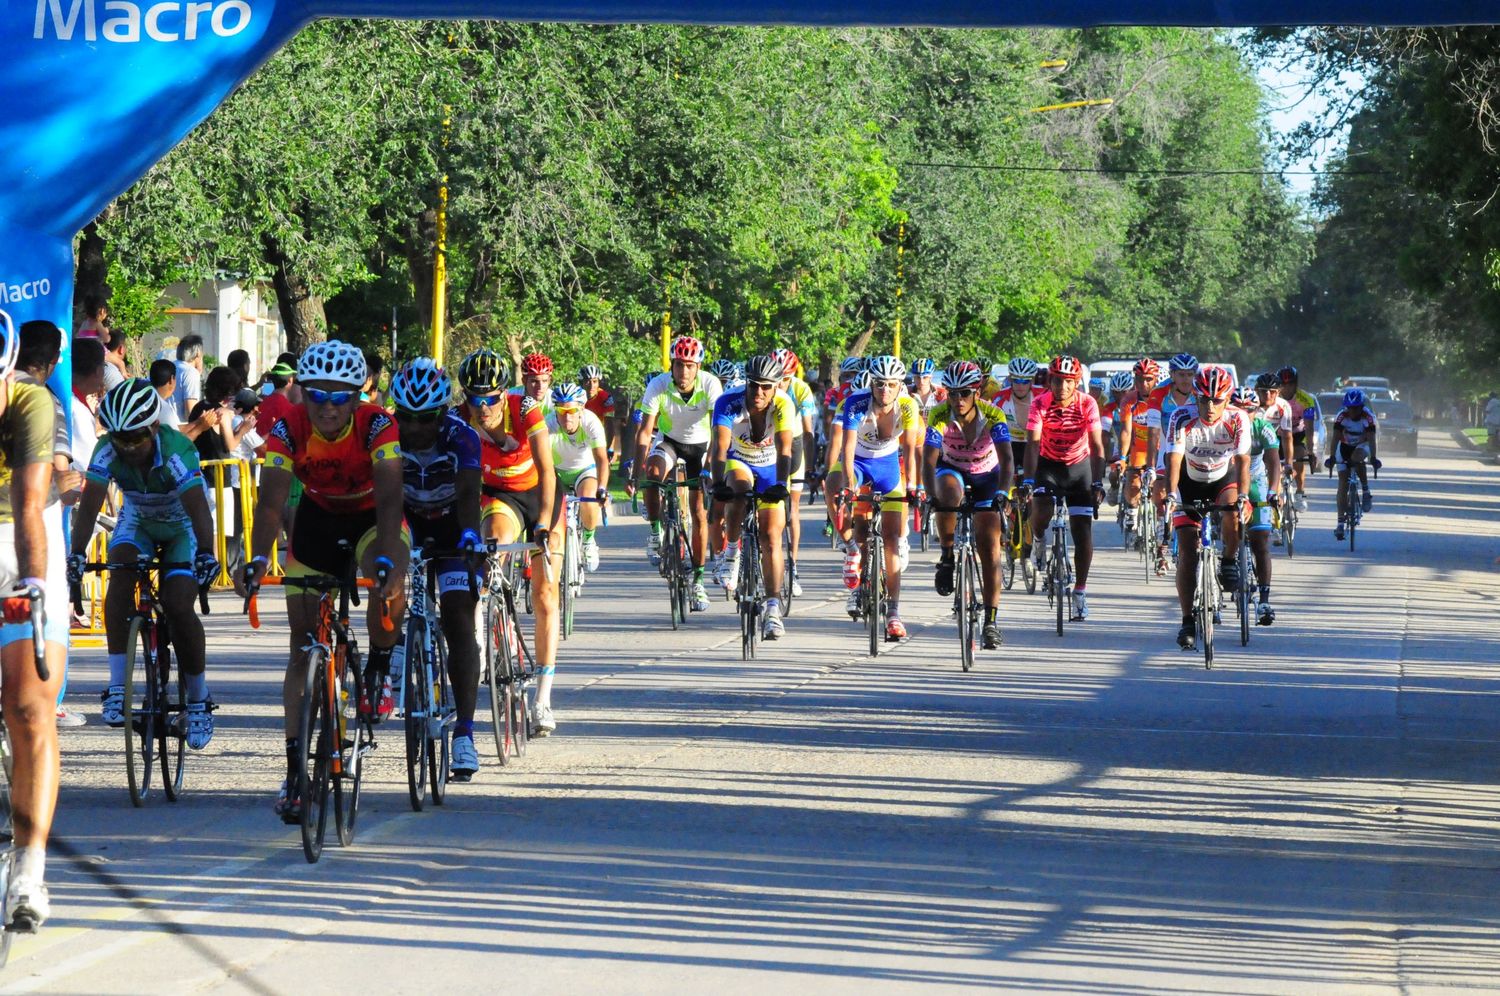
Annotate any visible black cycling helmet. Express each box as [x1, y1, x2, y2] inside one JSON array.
[[1277, 365, 1298, 385], [1255, 372, 1281, 391]]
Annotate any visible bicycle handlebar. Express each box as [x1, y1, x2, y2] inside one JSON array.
[[5, 584, 50, 681], [73, 560, 210, 617], [242, 574, 384, 631]]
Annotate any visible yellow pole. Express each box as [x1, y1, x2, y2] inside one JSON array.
[[660, 283, 672, 372], [1027, 98, 1114, 114], [892, 221, 905, 359], [430, 104, 451, 363]]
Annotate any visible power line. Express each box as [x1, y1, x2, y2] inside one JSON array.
[[900, 160, 1393, 177]]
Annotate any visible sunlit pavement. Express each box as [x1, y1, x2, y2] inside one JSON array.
[[6, 434, 1499, 993]]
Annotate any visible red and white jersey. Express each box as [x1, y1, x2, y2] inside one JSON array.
[[1261, 396, 1293, 434], [1333, 406, 1378, 448], [1165, 407, 1251, 483], [1026, 390, 1101, 465]]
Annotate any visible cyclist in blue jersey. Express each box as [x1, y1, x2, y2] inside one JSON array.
[[389, 359, 485, 780]]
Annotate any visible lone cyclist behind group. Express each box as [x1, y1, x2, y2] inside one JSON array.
[[387, 359, 486, 780], [1327, 386, 1380, 541], [69, 378, 219, 749], [238, 341, 409, 821], [925, 361, 1013, 649], [710, 354, 795, 640]]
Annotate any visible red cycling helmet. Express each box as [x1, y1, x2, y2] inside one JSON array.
[[520, 352, 554, 377], [1048, 355, 1083, 381], [1133, 357, 1161, 381], [771, 347, 799, 376], [670, 336, 705, 364], [1194, 367, 1234, 402]]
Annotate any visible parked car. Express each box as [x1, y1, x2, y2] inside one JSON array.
[[1318, 392, 1418, 454], [1341, 375, 1400, 400]]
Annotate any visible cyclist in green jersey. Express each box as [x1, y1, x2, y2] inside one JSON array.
[[69, 378, 219, 748], [1231, 386, 1282, 625]]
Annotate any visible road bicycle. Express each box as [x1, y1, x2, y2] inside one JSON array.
[[0, 585, 49, 958], [640, 464, 696, 628], [933, 492, 984, 672], [1176, 500, 1241, 669], [245, 543, 387, 863], [1034, 491, 1080, 638], [733, 498, 765, 661], [1001, 488, 1036, 594], [837, 489, 918, 656], [1276, 476, 1299, 556], [400, 544, 467, 811], [559, 495, 606, 639], [478, 540, 543, 765], [74, 560, 210, 807], [1333, 458, 1376, 551]]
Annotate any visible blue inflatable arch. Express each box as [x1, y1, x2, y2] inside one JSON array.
[[0, 0, 1494, 351]]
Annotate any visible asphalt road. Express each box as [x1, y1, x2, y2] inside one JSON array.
[[5, 432, 1499, 994]]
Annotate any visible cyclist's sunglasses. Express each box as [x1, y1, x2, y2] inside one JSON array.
[[110, 428, 153, 447], [304, 387, 356, 406], [1007, 377, 1031, 387], [951, 388, 978, 399], [466, 392, 505, 408], [395, 408, 442, 424]]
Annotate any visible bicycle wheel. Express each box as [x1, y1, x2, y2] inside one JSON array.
[[957, 545, 975, 672], [561, 534, 577, 640], [333, 645, 366, 847], [1053, 526, 1067, 637], [1140, 504, 1156, 582], [511, 677, 530, 758], [917, 505, 930, 553], [0, 851, 11, 966], [404, 619, 430, 811], [1283, 504, 1297, 557], [867, 536, 882, 656], [739, 528, 759, 661], [429, 627, 451, 806], [664, 523, 681, 629], [1199, 551, 1216, 669], [298, 648, 332, 863], [1001, 509, 1017, 591], [780, 530, 795, 617], [674, 532, 691, 622], [123, 615, 157, 807], [484, 592, 513, 765], [159, 647, 185, 803], [1237, 535, 1252, 647]]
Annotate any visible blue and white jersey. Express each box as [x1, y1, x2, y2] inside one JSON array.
[[402, 410, 482, 520]]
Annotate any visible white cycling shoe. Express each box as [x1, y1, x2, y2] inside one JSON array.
[[896, 536, 910, 573], [6, 859, 49, 931], [100, 685, 125, 727], [532, 704, 557, 737], [583, 537, 600, 573], [723, 551, 742, 592], [762, 605, 785, 641], [691, 581, 710, 612], [1071, 590, 1089, 621]]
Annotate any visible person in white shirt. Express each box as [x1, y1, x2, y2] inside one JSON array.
[[173, 334, 205, 421]]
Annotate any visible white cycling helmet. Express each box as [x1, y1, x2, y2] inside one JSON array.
[[0, 310, 18, 382], [1109, 371, 1134, 393], [299, 339, 367, 388], [99, 378, 162, 433], [867, 354, 906, 382], [388, 358, 451, 412]]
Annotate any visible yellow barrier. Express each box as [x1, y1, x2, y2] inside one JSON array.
[[199, 457, 283, 588]]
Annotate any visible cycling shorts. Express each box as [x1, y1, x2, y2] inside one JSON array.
[[850, 452, 906, 512], [288, 498, 410, 580], [406, 509, 479, 598], [483, 485, 542, 540], [1034, 457, 1094, 515], [1292, 430, 1312, 464], [0, 515, 68, 648], [1172, 471, 1238, 530], [1009, 440, 1027, 474], [557, 465, 598, 494], [934, 462, 1003, 510], [650, 437, 708, 480], [1335, 441, 1372, 472], [725, 457, 789, 509], [110, 505, 197, 575]]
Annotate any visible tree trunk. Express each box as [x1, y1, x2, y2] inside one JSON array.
[[262, 234, 326, 354], [401, 209, 439, 335], [74, 217, 111, 329], [847, 318, 879, 359]]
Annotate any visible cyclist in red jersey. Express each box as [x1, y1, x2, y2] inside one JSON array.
[[580, 363, 617, 456], [240, 340, 408, 823], [457, 349, 563, 736], [1019, 355, 1105, 621]]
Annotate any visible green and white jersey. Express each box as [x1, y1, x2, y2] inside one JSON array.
[[85, 425, 204, 523], [1248, 415, 1279, 484], [547, 409, 607, 474], [639, 371, 723, 446]]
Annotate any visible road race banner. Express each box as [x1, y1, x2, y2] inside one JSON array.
[[1, 0, 1497, 344]]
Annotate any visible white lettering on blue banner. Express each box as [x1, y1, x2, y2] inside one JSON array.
[[35, 0, 251, 42]]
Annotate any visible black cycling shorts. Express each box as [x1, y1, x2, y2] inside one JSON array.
[[650, 437, 708, 480], [1034, 457, 1094, 511], [290, 499, 376, 577], [483, 485, 542, 539]]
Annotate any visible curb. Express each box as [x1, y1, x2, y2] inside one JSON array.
[[1451, 428, 1479, 451]]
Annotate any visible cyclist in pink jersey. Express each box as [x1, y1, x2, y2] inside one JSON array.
[[1019, 355, 1105, 621]]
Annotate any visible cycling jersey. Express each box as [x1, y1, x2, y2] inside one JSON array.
[[924, 400, 1011, 475], [547, 408, 607, 475], [86, 425, 204, 523], [713, 389, 796, 469], [1248, 415, 1280, 466], [824, 383, 854, 415], [639, 372, 723, 445], [1261, 396, 1293, 434], [402, 411, 482, 522], [783, 378, 817, 437], [1165, 408, 1251, 484], [1286, 389, 1321, 434], [584, 388, 616, 423], [911, 386, 946, 420], [1118, 394, 1154, 462], [988, 386, 1038, 436], [0, 379, 56, 525], [1026, 390, 1101, 465], [1332, 405, 1378, 448], [462, 394, 546, 493], [265, 403, 400, 513], [509, 386, 554, 418], [838, 391, 921, 460]]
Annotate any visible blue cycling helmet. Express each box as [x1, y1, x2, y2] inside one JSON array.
[[850, 370, 872, 391], [1007, 357, 1039, 382], [551, 382, 587, 409], [1109, 371, 1134, 393], [839, 356, 863, 376], [389, 358, 451, 412], [707, 358, 738, 383], [1343, 387, 1367, 408], [911, 358, 936, 376], [1169, 352, 1200, 373]]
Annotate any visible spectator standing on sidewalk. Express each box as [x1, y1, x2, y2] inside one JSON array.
[[1484, 391, 1500, 451]]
